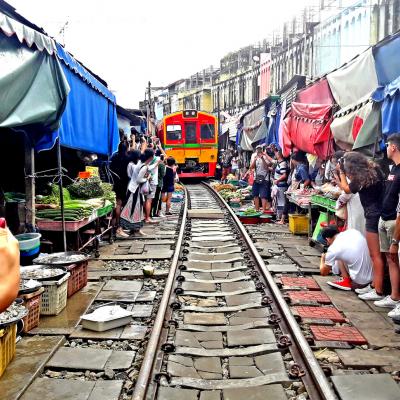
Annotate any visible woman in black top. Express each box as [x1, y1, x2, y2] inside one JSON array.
[[336, 151, 385, 299], [162, 157, 177, 215]]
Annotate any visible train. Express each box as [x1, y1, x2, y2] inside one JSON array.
[[157, 110, 218, 178]]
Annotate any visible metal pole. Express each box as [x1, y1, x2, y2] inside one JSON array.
[[217, 85, 221, 145], [147, 81, 152, 136], [57, 137, 67, 251]]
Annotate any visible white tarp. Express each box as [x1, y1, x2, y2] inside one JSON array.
[[0, 11, 56, 55], [327, 48, 378, 108], [330, 101, 373, 149], [240, 119, 267, 151]]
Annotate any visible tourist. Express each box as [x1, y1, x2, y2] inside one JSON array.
[[151, 151, 166, 218], [110, 142, 130, 238], [250, 145, 272, 212], [335, 151, 385, 300], [374, 134, 400, 317], [272, 149, 289, 224], [162, 157, 177, 216], [221, 150, 232, 182], [143, 149, 161, 224], [231, 151, 240, 179], [319, 226, 373, 291], [120, 149, 153, 236]]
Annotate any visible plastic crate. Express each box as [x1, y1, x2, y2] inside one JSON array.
[[289, 214, 309, 235], [0, 324, 17, 378], [66, 261, 88, 297], [40, 273, 70, 316], [21, 287, 44, 333]]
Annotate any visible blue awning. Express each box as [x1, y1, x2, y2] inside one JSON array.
[[56, 44, 116, 104], [372, 75, 400, 137], [374, 34, 400, 86], [36, 45, 119, 156]]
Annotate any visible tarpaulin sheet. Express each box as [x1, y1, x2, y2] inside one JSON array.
[[374, 34, 400, 86], [296, 78, 333, 105], [36, 60, 119, 156], [353, 102, 381, 150], [282, 102, 333, 159], [331, 101, 373, 149], [240, 119, 268, 151], [0, 11, 56, 54], [0, 32, 69, 141], [373, 74, 400, 136], [327, 48, 378, 108]]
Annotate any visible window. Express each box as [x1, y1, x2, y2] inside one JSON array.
[[166, 124, 182, 141], [201, 124, 215, 140], [185, 123, 197, 144]]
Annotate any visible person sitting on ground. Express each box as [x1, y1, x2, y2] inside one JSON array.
[[162, 157, 177, 215], [319, 226, 373, 291]]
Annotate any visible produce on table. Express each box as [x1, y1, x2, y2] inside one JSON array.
[[36, 200, 95, 221], [68, 176, 104, 199], [100, 182, 116, 206], [212, 183, 236, 192], [37, 184, 71, 205]]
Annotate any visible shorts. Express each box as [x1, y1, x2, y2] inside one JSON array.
[[162, 185, 175, 193], [146, 184, 157, 199], [378, 217, 396, 252], [252, 181, 271, 200], [365, 215, 380, 234]]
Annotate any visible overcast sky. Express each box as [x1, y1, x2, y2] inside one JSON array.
[[9, 0, 316, 108]]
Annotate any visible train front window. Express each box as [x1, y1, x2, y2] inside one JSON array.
[[200, 124, 215, 140], [185, 123, 197, 144], [166, 124, 182, 141]]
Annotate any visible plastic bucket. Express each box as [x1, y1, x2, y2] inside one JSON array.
[[15, 233, 41, 252]]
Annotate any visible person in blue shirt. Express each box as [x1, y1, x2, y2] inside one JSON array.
[[292, 151, 311, 187]]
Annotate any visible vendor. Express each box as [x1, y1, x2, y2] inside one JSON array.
[[320, 226, 373, 291], [291, 152, 311, 188], [0, 221, 20, 313]]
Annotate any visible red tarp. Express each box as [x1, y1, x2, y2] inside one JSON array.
[[282, 102, 334, 160], [296, 78, 334, 105]]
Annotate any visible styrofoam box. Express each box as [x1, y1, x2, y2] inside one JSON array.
[[80, 305, 133, 332]]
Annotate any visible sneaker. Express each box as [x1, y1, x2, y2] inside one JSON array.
[[355, 284, 372, 295], [358, 289, 384, 301], [374, 295, 400, 308], [327, 277, 352, 291], [388, 304, 400, 319]]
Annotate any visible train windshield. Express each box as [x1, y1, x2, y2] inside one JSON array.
[[166, 124, 182, 141], [185, 123, 197, 144], [200, 124, 215, 140]]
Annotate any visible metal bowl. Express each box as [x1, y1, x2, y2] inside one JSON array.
[[33, 251, 90, 266]]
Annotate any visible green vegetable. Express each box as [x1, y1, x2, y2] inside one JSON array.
[[68, 176, 104, 199]]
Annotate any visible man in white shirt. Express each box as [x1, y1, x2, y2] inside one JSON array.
[[320, 226, 373, 291]]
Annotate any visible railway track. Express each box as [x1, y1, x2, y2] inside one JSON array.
[[132, 183, 336, 400]]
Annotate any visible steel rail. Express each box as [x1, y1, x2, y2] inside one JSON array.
[[131, 186, 188, 400], [205, 182, 337, 400]]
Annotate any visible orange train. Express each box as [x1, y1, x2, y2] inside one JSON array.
[[157, 110, 218, 178]]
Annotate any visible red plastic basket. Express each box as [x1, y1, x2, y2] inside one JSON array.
[[21, 288, 44, 333], [66, 261, 88, 297]]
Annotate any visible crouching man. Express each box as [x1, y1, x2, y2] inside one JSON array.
[[320, 226, 373, 291]]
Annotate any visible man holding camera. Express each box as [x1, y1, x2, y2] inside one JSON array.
[[250, 145, 272, 212]]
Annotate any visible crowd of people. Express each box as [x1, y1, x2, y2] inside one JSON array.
[[219, 133, 400, 329], [110, 129, 177, 238]]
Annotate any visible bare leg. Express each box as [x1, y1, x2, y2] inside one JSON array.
[[365, 231, 384, 294], [386, 253, 400, 300], [254, 197, 260, 211], [166, 193, 172, 214], [114, 199, 122, 227], [145, 198, 152, 222], [261, 198, 270, 212], [336, 260, 350, 280]]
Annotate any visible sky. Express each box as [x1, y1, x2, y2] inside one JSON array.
[[9, 0, 316, 108]]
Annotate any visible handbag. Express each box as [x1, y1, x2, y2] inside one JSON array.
[[255, 173, 266, 184], [140, 180, 150, 195]]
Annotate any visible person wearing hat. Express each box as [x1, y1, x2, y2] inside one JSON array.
[[250, 145, 272, 212]]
